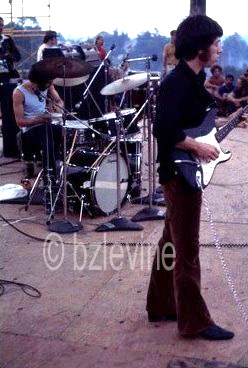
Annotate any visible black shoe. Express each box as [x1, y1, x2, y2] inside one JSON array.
[[148, 312, 177, 322], [199, 324, 234, 340]]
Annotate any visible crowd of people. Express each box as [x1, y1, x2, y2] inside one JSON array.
[[204, 64, 248, 118]]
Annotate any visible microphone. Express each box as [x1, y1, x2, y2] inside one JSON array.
[[126, 54, 158, 62], [121, 53, 129, 68], [110, 43, 116, 50], [150, 54, 158, 62]]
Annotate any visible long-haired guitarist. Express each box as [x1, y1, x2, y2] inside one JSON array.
[[146, 15, 235, 340]]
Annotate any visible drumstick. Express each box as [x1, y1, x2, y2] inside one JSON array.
[[66, 130, 78, 165], [86, 139, 116, 173]]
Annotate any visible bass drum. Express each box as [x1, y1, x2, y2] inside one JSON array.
[[69, 151, 129, 216]]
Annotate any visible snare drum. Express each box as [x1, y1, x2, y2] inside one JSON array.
[[68, 151, 129, 216], [88, 108, 139, 137], [65, 120, 95, 147]]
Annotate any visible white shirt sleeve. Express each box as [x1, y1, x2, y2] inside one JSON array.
[[37, 44, 45, 61]]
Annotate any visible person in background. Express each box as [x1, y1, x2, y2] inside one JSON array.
[[0, 16, 21, 158], [227, 76, 248, 110], [37, 30, 58, 62], [204, 64, 225, 97], [215, 74, 235, 116], [217, 74, 235, 98], [162, 30, 179, 78], [94, 35, 106, 61], [147, 14, 235, 341]]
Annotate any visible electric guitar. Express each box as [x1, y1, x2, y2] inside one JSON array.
[[171, 105, 248, 190]]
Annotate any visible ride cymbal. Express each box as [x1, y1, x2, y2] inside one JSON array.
[[100, 73, 148, 95], [53, 75, 89, 87], [33, 57, 93, 79]]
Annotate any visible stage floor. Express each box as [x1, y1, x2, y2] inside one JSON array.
[[0, 125, 248, 368]]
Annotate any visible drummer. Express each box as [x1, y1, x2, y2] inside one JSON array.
[[12, 64, 64, 192]]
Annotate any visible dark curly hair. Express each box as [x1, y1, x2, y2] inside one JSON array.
[[28, 63, 53, 90], [210, 64, 222, 74], [43, 30, 57, 44], [175, 15, 223, 61]]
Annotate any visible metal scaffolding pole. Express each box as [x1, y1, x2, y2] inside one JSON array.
[[190, 0, 206, 15]]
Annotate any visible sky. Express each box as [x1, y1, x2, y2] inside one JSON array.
[[1, 0, 248, 40]]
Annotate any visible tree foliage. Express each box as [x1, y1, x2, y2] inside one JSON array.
[[220, 33, 248, 69], [6, 18, 248, 79]]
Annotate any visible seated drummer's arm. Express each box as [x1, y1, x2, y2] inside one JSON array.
[[13, 89, 51, 127], [48, 84, 64, 112]]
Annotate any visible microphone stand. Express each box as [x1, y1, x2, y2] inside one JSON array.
[[95, 111, 143, 232], [131, 58, 165, 222], [83, 44, 116, 115]]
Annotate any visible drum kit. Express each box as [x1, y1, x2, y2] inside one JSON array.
[[30, 49, 164, 233]]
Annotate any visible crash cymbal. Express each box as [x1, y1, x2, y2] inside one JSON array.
[[100, 73, 148, 95], [53, 74, 89, 87], [33, 57, 93, 79]]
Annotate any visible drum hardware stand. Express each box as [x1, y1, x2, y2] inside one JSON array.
[[83, 44, 116, 116], [131, 59, 165, 222], [86, 100, 148, 174], [47, 112, 82, 233], [151, 86, 166, 205], [104, 59, 109, 113], [96, 111, 143, 232], [24, 122, 58, 215], [24, 168, 44, 211], [46, 67, 83, 233], [82, 82, 103, 118], [119, 91, 126, 109], [46, 98, 110, 232], [126, 92, 165, 206]]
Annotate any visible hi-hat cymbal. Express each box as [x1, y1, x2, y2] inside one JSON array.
[[100, 73, 148, 95], [53, 75, 89, 87], [33, 57, 93, 79]]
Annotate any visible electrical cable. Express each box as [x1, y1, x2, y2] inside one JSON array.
[[0, 279, 41, 298], [1, 210, 248, 249], [0, 170, 23, 176], [0, 159, 20, 167], [0, 210, 96, 244]]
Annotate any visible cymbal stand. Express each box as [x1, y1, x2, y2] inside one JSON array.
[[151, 86, 165, 202], [83, 44, 116, 116], [47, 63, 83, 233], [96, 111, 143, 232], [47, 113, 82, 233], [25, 119, 57, 215], [131, 59, 165, 222], [82, 81, 103, 117]]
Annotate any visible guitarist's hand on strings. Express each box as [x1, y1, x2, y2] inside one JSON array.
[[193, 142, 219, 162], [176, 136, 219, 162]]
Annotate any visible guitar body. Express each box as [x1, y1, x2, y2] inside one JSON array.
[[171, 108, 232, 190]]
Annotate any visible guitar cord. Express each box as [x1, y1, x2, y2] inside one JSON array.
[[202, 189, 248, 326]]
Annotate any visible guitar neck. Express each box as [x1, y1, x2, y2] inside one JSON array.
[[215, 105, 248, 143]]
